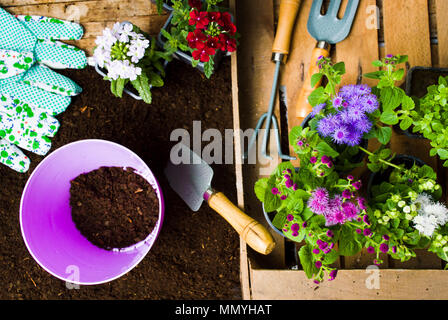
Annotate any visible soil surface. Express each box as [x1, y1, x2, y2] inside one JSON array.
[[0, 58, 241, 299], [70, 166, 159, 250]]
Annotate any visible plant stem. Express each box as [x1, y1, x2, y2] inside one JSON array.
[[358, 146, 403, 171]]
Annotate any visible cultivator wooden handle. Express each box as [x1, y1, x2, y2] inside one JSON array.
[[272, 0, 301, 60], [296, 45, 330, 124], [207, 191, 275, 255]]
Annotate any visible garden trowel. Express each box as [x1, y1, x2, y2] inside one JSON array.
[[295, 0, 360, 124], [165, 143, 275, 255]]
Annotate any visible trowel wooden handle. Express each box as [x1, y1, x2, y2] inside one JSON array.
[[296, 46, 330, 124], [207, 191, 275, 255], [272, 0, 301, 56]]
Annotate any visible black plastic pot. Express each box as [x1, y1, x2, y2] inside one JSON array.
[[157, 12, 226, 74], [366, 154, 426, 199], [394, 66, 448, 138], [150, 0, 174, 11], [301, 113, 368, 167]]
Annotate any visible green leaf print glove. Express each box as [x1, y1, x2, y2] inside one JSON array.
[[0, 94, 60, 173], [0, 7, 86, 172]]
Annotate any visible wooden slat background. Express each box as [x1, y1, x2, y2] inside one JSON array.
[[1, 0, 168, 55], [235, 0, 448, 299]]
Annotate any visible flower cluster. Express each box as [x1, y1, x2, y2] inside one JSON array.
[[307, 176, 365, 227], [412, 193, 448, 237], [315, 84, 378, 146], [94, 23, 149, 81], [271, 168, 298, 200], [187, 9, 237, 63]]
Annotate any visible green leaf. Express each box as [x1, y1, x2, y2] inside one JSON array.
[[372, 60, 383, 67], [203, 59, 214, 79], [310, 73, 323, 88], [115, 78, 126, 98], [131, 74, 152, 104], [315, 141, 340, 158], [400, 116, 413, 131], [307, 87, 325, 107], [392, 69, 405, 81], [271, 211, 287, 230], [377, 126, 392, 145], [333, 62, 346, 75], [437, 148, 448, 160], [380, 111, 399, 125], [299, 245, 316, 279], [338, 225, 362, 256], [110, 79, 117, 97], [363, 71, 383, 79], [254, 178, 269, 202], [149, 72, 164, 87]]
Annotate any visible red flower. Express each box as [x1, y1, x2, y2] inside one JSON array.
[[206, 36, 222, 51], [187, 29, 207, 49], [218, 12, 236, 35], [208, 12, 221, 23], [219, 33, 237, 52], [192, 42, 216, 62], [189, 10, 210, 29], [188, 0, 202, 10]]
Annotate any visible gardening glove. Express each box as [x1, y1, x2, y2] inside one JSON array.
[[0, 8, 87, 115], [0, 93, 59, 172], [0, 8, 86, 172]]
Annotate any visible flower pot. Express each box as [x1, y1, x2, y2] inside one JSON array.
[[301, 113, 368, 169], [366, 154, 426, 199], [394, 66, 448, 138], [20, 139, 164, 285], [157, 11, 227, 74], [150, 0, 174, 11]]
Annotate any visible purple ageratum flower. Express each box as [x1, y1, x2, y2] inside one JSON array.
[[317, 115, 338, 137], [379, 243, 389, 253], [339, 84, 358, 100], [360, 94, 379, 113], [353, 115, 373, 134], [347, 103, 365, 122], [353, 84, 372, 96], [341, 201, 359, 220], [332, 96, 343, 109], [286, 214, 294, 222], [315, 261, 323, 268], [332, 125, 349, 145], [310, 103, 326, 117], [367, 246, 375, 254], [308, 188, 329, 215], [344, 129, 363, 147]]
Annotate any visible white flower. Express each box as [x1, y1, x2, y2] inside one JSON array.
[[411, 193, 448, 237], [93, 47, 111, 68], [106, 59, 141, 81], [95, 27, 117, 50], [118, 23, 137, 43]]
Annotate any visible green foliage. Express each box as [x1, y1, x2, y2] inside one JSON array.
[[408, 75, 448, 166]]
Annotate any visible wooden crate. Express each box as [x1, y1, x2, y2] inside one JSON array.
[[232, 0, 448, 299]]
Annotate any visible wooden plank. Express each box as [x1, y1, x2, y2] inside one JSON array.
[[229, 0, 251, 301], [250, 269, 448, 299], [4, 0, 160, 21], [235, 0, 285, 269], [435, 0, 448, 67]]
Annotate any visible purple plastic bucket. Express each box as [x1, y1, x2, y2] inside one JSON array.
[[20, 139, 164, 285]]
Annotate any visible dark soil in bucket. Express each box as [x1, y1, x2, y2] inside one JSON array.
[[0, 59, 241, 299], [70, 166, 159, 250]]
